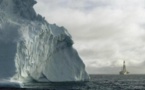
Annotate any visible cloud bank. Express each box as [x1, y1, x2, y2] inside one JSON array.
[[34, 0, 145, 74]]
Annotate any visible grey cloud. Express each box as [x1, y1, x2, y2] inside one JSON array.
[[34, 0, 145, 74]]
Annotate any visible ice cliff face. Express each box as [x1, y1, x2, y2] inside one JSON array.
[[0, 0, 89, 82]]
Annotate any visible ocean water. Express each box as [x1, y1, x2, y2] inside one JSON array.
[[1, 75, 145, 90]]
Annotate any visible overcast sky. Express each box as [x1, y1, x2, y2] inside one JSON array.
[[34, 0, 145, 74]]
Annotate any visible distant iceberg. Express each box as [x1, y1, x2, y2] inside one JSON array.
[[0, 0, 89, 82]]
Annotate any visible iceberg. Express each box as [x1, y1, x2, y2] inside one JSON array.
[[0, 0, 89, 82]]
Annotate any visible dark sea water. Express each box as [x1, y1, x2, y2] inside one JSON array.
[[1, 75, 145, 90]]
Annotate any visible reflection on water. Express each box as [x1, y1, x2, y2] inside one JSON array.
[[23, 82, 88, 89], [0, 80, 20, 88], [1, 75, 145, 90], [22, 75, 145, 90]]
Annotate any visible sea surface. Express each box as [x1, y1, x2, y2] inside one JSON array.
[[1, 75, 145, 90]]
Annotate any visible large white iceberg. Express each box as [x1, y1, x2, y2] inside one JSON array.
[[0, 0, 89, 82]]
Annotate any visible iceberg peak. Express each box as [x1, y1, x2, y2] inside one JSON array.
[[0, 0, 37, 20]]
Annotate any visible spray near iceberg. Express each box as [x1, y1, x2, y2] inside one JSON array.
[[0, 0, 89, 82]]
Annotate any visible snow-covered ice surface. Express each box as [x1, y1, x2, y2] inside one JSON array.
[[0, 0, 89, 82]]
